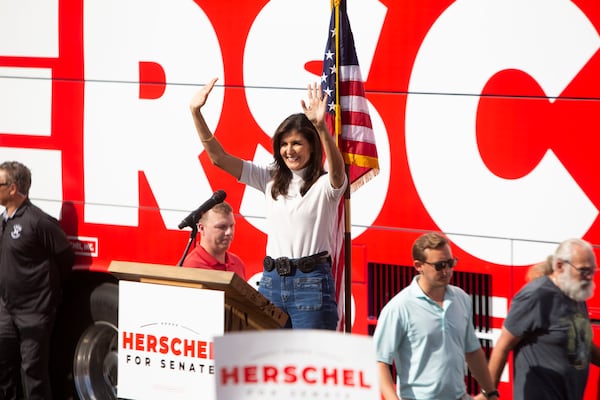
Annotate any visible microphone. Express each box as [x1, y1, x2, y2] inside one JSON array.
[[178, 190, 226, 229]]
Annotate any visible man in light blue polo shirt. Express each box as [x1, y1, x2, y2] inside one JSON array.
[[374, 232, 498, 400]]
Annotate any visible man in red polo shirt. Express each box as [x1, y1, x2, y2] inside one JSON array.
[[182, 201, 246, 279]]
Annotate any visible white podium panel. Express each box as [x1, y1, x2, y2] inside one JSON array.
[[117, 281, 224, 400]]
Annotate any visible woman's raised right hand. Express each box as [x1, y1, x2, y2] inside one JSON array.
[[190, 77, 219, 112]]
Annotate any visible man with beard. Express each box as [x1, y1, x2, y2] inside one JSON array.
[[488, 238, 600, 400], [182, 201, 246, 279]]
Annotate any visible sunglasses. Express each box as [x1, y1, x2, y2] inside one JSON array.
[[422, 258, 458, 271]]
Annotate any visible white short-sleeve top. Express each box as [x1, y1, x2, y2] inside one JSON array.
[[239, 161, 347, 258]]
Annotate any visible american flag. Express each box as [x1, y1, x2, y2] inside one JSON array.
[[321, 0, 379, 331], [322, 0, 379, 191]]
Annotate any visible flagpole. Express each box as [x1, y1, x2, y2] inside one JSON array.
[[325, 0, 379, 332], [343, 170, 352, 333], [331, 0, 352, 333]]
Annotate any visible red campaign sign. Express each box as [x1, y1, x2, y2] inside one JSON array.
[[121, 331, 214, 359], [2, 0, 600, 322], [219, 365, 372, 388]]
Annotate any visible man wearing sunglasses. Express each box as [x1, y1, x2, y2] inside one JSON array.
[[374, 232, 498, 400], [487, 238, 600, 400]]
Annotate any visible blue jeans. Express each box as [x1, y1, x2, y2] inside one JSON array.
[[259, 262, 338, 330]]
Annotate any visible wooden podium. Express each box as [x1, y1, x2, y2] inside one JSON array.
[[108, 261, 288, 331]]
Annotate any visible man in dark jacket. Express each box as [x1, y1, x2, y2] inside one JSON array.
[[0, 161, 75, 400]]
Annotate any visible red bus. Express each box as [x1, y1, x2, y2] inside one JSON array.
[[1, 0, 600, 398]]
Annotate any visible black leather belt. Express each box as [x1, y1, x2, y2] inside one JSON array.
[[263, 251, 331, 276]]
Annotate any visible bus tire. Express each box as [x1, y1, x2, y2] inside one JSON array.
[[73, 282, 119, 400]]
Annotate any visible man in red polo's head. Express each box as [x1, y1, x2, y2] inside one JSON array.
[[182, 201, 246, 279]]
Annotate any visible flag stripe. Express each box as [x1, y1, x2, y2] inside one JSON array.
[[344, 154, 380, 169], [341, 95, 371, 116], [339, 139, 379, 158], [341, 111, 374, 134], [339, 67, 365, 89]]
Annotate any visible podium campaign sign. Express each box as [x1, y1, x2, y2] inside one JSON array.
[[117, 281, 224, 399], [214, 330, 379, 399]]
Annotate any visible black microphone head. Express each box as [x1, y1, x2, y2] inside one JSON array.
[[213, 190, 226, 202]]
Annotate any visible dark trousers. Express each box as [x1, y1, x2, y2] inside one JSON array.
[[0, 302, 55, 400]]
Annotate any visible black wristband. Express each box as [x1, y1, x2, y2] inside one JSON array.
[[482, 389, 500, 398]]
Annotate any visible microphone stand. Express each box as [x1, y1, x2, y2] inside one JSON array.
[[177, 224, 198, 266]]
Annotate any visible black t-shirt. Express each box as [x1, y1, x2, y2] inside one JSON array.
[[504, 276, 591, 400], [0, 199, 75, 312]]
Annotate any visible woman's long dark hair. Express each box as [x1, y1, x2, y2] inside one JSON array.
[[270, 113, 325, 200]]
